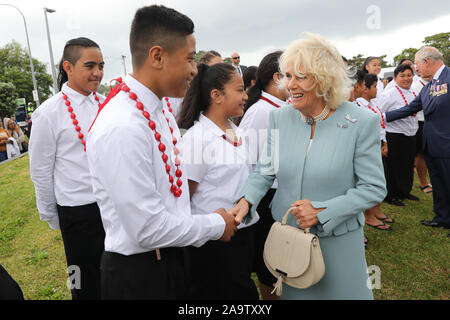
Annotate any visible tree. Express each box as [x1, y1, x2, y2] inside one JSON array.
[[223, 57, 232, 65], [0, 41, 53, 105], [423, 32, 450, 65], [0, 82, 18, 119], [393, 48, 419, 66], [348, 54, 366, 70], [194, 50, 206, 63]]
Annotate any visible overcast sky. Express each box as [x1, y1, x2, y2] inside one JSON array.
[[0, 0, 449, 90]]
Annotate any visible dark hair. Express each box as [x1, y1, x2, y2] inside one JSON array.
[[363, 73, 378, 89], [130, 5, 194, 69], [243, 66, 257, 91], [398, 58, 414, 66], [342, 56, 348, 63], [394, 64, 414, 78], [198, 50, 221, 65], [177, 63, 237, 130], [354, 69, 366, 85], [245, 51, 283, 113], [387, 76, 393, 82], [57, 37, 100, 91], [362, 56, 380, 74]]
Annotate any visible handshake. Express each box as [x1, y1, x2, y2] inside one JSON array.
[[215, 198, 251, 242]]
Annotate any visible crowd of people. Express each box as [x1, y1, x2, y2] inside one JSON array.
[[1, 4, 448, 301], [0, 115, 29, 162]]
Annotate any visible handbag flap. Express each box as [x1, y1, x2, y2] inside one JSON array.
[[264, 222, 315, 277]]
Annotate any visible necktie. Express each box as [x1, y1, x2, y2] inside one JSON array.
[[236, 66, 242, 76]]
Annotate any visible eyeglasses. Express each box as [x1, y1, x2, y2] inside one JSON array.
[[232, 57, 240, 60]]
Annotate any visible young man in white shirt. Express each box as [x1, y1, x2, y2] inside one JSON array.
[[29, 37, 106, 300], [86, 5, 237, 299]]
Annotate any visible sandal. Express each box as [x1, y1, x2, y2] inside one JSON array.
[[420, 184, 433, 194], [366, 223, 392, 231], [378, 216, 395, 223]]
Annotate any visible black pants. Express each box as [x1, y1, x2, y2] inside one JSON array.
[[424, 154, 450, 226], [0, 264, 24, 300], [187, 227, 259, 300], [57, 202, 105, 300], [251, 188, 277, 287], [385, 132, 416, 199], [101, 248, 190, 300]]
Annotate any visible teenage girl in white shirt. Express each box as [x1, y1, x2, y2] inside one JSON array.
[[178, 63, 259, 300]]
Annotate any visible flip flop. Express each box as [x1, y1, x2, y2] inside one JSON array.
[[366, 223, 392, 231], [379, 216, 395, 223], [420, 184, 433, 194]]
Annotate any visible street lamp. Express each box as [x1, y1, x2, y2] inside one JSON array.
[[44, 7, 58, 93], [0, 3, 40, 106]]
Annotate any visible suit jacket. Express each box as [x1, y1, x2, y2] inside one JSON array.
[[386, 66, 450, 158], [239, 102, 387, 238]]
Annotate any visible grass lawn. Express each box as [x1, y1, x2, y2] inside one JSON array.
[[0, 155, 448, 300]]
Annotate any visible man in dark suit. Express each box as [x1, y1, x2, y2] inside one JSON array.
[[385, 47, 450, 229], [231, 52, 247, 76]]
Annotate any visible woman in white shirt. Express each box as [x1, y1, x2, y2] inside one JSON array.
[[178, 63, 259, 300], [238, 51, 288, 299], [380, 64, 420, 205], [29, 37, 106, 300]]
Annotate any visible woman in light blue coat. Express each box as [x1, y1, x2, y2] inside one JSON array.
[[230, 33, 387, 300]]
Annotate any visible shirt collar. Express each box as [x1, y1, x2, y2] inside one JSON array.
[[356, 97, 370, 106], [199, 113, 239, 138], [124, 74, 163, 112], [61, 82, 98, 106], [433, 64, 445, 81], [261, 91, 288, 107]]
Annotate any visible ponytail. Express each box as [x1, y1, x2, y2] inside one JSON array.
[[178, 63, 236, 130], [244, 51, 283, 113], [57, 37, 100, 91]]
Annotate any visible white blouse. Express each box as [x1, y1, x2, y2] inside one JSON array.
[[182, 114, 259, 229]]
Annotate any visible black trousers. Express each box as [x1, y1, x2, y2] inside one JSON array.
[[101, 248, 190, 300], [187, 227, 259, 300], [251, 188, 277, 287], [385, 132, 416, 199], [424, 154, 450, 226], [0, 264, 24, 300], [57, 202, 105, 300]]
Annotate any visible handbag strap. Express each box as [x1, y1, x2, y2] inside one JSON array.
[[282, 207, 310, 233]]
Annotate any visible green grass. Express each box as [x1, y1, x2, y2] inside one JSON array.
[[0, 155, 448, 300]]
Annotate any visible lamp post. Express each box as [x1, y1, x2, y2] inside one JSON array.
[[44, 7, 58, 93], [0, 3, 40, 106]]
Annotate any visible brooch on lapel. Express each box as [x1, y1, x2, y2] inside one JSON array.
[[337, 114, 357, 128]]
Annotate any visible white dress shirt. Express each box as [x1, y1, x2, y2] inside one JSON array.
[[411, 77, 428, 122], [370, 78, 384, 107], [182, 114, 259, 230], [355, 97, 387, 142], [86, 74, 225, 256], [29, 83, 105, 230], [239, 91, 288, 189], [379, 85, 418, 136]]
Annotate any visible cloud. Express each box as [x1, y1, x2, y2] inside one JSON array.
[[0, 0, 449, 86]]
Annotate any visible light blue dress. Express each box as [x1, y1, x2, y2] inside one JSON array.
[[240, 102, 387, 300]]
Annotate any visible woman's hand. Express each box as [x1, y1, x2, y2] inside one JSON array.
[[228, 198, 250, 225], [290, 199, 324, 229]]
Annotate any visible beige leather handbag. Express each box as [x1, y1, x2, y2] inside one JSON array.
[[263, 207, 325, 296]]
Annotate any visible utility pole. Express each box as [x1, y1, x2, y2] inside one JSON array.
[[121, 55, 127, 76]]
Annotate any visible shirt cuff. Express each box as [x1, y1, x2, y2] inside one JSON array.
[[46, 216, 60, 230], [204, 213, 226, 241]]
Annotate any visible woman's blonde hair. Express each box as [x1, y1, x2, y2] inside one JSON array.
[[279, 33, 352, 109]]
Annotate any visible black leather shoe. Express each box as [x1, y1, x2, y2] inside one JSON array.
[[421, 220, 450, 229], [405, 194, 419, 201], [385, 198, 406, 206]]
